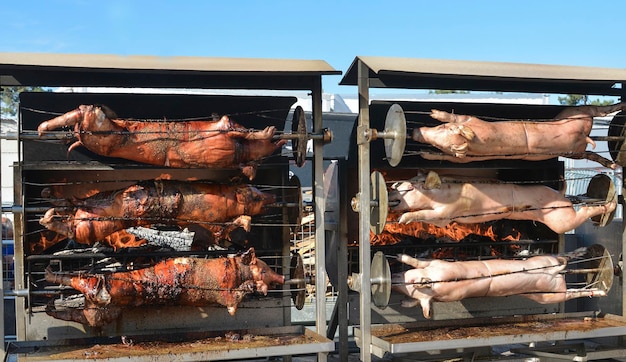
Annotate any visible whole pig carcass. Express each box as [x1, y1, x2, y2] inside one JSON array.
[[45, 248, 285, 326], [412, 103, 626, 168], [392, 251, 605, 319], [388, 171, 616, 234], [37, 105, 287, 180], [39, 180, 276, 245]]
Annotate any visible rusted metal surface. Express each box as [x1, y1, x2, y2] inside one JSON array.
[[355, 313, 626, 357], [8, 326, 333, 361]]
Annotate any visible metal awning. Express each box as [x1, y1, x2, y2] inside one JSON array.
[[0, 52, 341, 89], [340, 56, 626, 95]]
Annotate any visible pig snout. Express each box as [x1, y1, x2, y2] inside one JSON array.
[[251, 261, 285, 295], [388, 182, 414, 210], [239, 187, 276, 215]]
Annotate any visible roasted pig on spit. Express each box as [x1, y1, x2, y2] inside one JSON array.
[[388, 171, 616, 234], [412, 102, 625, 168], [37, 105, 287, 180], [45, 248, 285, 326], [39, 180, 276, 245], [392, 248, 608, 319]]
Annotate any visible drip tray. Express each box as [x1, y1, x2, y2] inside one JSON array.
[[8, 326, 334, 361], [355, 313, 626, 358]]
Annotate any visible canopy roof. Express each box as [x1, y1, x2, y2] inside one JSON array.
[[340, 56, 626, 96], [0, 52, 341, 90]]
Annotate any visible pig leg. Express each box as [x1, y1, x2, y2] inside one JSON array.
[[522, 289, 606, 304], [244, 126, 276, 140], [45, 267, 112, 305], [580, 151, 617, 170], [239, 164, 258, 181], [418, 298, 433, 318], [46, 300, 122, 327], [393, 261, 436, 318], [397, 254, 433, 269], [224, 122, 276, 141], [391, 270, 435, 318], [37, 108, 83, 136], [398, 210, 450, 227], [231, 215, 252, 232], [430, 110, 473, 124], [554, 102, 626, 120], [564, 289, 607, 300], [540, 198, 616, 234]]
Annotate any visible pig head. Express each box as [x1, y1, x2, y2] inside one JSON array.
[[239, 247, 286, 295]]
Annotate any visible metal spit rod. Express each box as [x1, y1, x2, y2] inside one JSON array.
[[1, 128, 333, 142]]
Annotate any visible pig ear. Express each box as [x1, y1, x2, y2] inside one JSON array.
[[100, 105, 118, 119], [457, 124, 475, 141], [241, 247, 256, 265], [414, 168, 427, 180], [423, 171, 442, 190]]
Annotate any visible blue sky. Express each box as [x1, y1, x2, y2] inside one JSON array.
[[3, 0, 626, 94]]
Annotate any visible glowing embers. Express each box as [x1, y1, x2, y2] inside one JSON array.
[[371, 219, 527, 246], [368, 218, 556, 260]]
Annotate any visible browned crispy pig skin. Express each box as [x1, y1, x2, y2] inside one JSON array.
[[45, 248, 285, 326], [45, 301, 122, 327], [392, 253, 606, 319], [37, 105, 287, 180], [413, 103, 626, 168], [39, 180, 275, 245]]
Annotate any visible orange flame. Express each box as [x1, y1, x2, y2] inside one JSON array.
[[370, 219, 522, 246]]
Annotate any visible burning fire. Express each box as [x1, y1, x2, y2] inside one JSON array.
[[369, 218, 522, 246], [31, 231, 68, 254]]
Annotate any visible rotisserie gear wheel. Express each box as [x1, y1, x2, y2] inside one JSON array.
[[290, 252, 306, 310], [371, 251, 391, 308], [585, 244, 614, 294], [384, 104, 407, 167], [586, 173, 616, 227], [291, 106, 308, 167], [608, 112, 626, 166]]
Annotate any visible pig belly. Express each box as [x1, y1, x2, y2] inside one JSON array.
[[82, 118, 273, 169], [454, 184, 569, 223], [431, 265, 567, 301], [396, 257, 567, 302], [104, 121, 240, 168], [463, 120, 589, 158]]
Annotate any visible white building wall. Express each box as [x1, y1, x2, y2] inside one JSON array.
[[1, 122, 17, 208]]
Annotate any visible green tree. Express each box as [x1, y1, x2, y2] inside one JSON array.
[[428, 90, 470, 94], [1, 86, 49, 118], [557, 94, 613, 106]]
